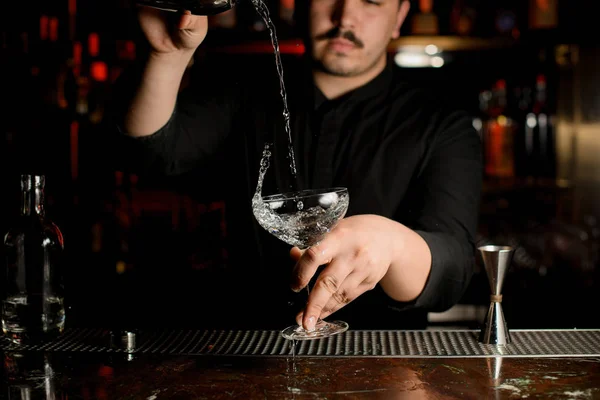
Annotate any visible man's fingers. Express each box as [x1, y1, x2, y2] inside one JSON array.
[[302, 259, 352, 331], [289, 247, 304, 262], [319, 274, 371, 320], [291, 239, 339, 292], [178, 10, 193, 29], [295, 312, 303, 326], [178, 13, 208, 33]]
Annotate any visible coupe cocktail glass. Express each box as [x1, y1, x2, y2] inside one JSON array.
[[253, 187, 349, 340]]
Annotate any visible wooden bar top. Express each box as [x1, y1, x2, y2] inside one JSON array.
[[2, 352, 599, 399], [2, 328, 600, 398]]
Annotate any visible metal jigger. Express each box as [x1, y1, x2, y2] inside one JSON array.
[[478, 245, 515, 345], [486, 356, 503, 387]]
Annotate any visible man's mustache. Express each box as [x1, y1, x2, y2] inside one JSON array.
[[315, 27, 364, 48]]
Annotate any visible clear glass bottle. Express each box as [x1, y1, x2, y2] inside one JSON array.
[[2, 175, 66, 344], [4, 352, 57, 399]]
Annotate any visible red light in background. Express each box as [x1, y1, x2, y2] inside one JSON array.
[[536, 0, 550, 11], [68, 0, 77, 40], [95, 387, 108, 400], [116, 40, 136, 60], [40, 16, 49, 40], [91, 61, 108, 81], [419, 0, 433, 13], [68, 0, 77, 15], [58, 70, 68, 109], [88, 33, 100, 57], [511, 28, 521, 40], [73, 41, 82, 76], [282, 41, 305, 55], [115, 171, 124, 187], [125, 40, 136, 59], [49, 17, 59, 41], [97, 366, 113, 378], [217, 39, 305, 55], [537, 74, 547, 85]]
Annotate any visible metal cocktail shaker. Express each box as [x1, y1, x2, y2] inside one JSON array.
[[137, 0, 237, 15]]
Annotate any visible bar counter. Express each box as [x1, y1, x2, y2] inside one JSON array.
[[2, 328, 599, 399]]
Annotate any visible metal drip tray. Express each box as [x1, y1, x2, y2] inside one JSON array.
[[1, 329, 599, 358]]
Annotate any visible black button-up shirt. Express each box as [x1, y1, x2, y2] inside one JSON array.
[[111, 54, 482, 330]]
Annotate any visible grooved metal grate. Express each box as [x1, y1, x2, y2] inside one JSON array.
[[1, 329, 599, 358]]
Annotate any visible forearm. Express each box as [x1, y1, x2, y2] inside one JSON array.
[[379, 221, 432, 302], [123, 50, 195, 137]]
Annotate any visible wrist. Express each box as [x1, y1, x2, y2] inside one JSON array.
[[380, 221, 431, 302], [144, 50, 196, 86], [148, 49, 196, 70]]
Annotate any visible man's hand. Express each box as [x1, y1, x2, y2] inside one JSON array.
[[123, 6, 208, 138], [138, 6, 208, 55], [290, 214, 430, 331]]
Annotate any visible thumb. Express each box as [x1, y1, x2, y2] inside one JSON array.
[[178, 11, 207, 31], [177, 10, 193, 30], [289, 247, 304, 262]]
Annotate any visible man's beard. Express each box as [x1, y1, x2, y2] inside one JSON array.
[[311, 26, 384, 77], [313, 49, 386, 78]]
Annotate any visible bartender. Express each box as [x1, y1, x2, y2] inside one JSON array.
[[107, 0, 482, 331]]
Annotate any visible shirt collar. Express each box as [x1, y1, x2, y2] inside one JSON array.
[[313, 56, 394, 111]]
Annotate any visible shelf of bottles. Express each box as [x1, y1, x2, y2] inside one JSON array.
[[206, 0, 566, 51], [0, 0, 571, 211], [0, 0, 567, 131], [0, 0, 573, 201]]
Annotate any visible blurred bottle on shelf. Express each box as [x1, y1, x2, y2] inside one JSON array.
[[450, 0, 478, 36], [475, 89, 489, 141], [529, 0, 558, 30], [494, 3, 519, 38], [411, 0, 439, 35], [279, 0, 295, 28], [530, 73, 557, 179], [512, 77, 535, 179], [475, 89, 491, 176], [483, 79, 516, 178]]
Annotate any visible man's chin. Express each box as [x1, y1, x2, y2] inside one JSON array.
[[318, 59, 361, 77]]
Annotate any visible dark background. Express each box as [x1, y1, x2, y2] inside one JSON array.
[[0, 0, 598, 330]]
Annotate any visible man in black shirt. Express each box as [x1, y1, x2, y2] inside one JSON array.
[[112, 0, 482, 331]]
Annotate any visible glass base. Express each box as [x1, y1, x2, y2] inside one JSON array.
[[281, 320, 348, 340]]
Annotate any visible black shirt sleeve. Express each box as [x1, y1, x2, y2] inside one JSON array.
[[106, 58, 244, 177], [403, 107, 483, 313]]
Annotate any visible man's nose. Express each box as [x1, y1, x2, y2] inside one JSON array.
[[332, 0, 358, 29]]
